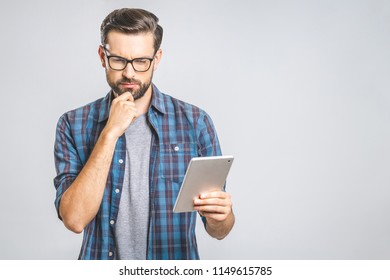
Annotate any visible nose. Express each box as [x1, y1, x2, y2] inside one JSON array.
[[122, 62, 136, 79]]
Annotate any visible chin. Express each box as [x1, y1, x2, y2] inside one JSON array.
[[133, 91, 145, 100]]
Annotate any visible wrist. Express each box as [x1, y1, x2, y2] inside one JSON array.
[[100, 127, 120, 143]]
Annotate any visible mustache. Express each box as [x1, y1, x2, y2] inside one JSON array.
[[118, 78, 141, 85]]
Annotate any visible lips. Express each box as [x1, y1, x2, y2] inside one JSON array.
[[119, 78, 141, 89], [121, 83, 138, 89]]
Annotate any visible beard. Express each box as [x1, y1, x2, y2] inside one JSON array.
[[107, 72, 154, 100]]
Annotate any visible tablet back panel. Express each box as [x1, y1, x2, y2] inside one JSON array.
[[173, 155, 234, 213]]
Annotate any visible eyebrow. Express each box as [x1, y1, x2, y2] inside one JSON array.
[[104, 47, 155, 59]]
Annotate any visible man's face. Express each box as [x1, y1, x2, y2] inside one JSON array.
[[99, 31, 162, 99]]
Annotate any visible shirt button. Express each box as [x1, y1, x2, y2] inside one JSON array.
[[118, 159, 124, 164], [115, 189, 120, 194], [110, 220, 115, 225], [174, 146, 179, 152], [108, 251, 113, 257]]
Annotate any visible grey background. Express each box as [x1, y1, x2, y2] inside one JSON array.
[[0, 0, 389, 259]]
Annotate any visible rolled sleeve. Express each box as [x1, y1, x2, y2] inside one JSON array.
[[53, 114, 82, 220]]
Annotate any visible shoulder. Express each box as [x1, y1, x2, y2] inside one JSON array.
[[167, 94, 203, 113], [157, 91, 219, 145], [57, 93, 110, 127], [155, 88, 210, 123]]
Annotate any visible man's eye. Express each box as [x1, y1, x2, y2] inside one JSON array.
[[111, 57, 126, 63], [134, 59, 148, 64]]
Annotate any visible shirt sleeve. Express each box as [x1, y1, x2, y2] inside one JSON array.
[[197, 111, 222, 158], [196, 111, 224, 226], [53, 113, 83, 220]]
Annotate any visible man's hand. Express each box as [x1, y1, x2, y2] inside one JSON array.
[[193, 190, 235, 239], [104, 92, 138, 139]]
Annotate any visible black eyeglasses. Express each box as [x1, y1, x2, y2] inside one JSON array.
[[103, 47, 155, 72]]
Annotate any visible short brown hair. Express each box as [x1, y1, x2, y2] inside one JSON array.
[[100, 8, 163, 52]]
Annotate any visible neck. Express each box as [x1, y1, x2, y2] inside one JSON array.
[[135, 85, 152, 115]]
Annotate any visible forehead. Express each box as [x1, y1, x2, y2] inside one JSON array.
[[105, 31, 155, 58]]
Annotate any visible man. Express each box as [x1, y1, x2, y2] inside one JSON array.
[[54, 8, 234, 260]]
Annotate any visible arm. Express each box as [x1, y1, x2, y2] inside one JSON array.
[[194, 191, 235, 239], [58, 92, 137, 233], [195, 112, 235, 239]]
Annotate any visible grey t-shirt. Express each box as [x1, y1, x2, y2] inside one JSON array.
[[115, 114, 152, 259]]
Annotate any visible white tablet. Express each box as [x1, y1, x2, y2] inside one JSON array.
[[173, 155, 234, 213]]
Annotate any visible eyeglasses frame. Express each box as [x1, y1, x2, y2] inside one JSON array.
[[102, 46, 156, 72]]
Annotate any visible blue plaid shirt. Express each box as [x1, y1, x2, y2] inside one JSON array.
[[53, 85, 222, 260]]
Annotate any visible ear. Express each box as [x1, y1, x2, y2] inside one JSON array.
[[98, 46, 107, 68], [153, 49, 163, 71]]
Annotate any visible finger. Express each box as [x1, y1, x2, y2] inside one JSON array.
[[194, 205, 232, 214], [114, 100, 136, 107], [130, 110, 138, 120], [200, 212, 227, 222], [194, 197, 230, 207], [120, 101, 137, 110], [199, 190, 230, 199], [110, 101, 137, 116], [194, 204, 229, 214], [115, 91, 134, 102]]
